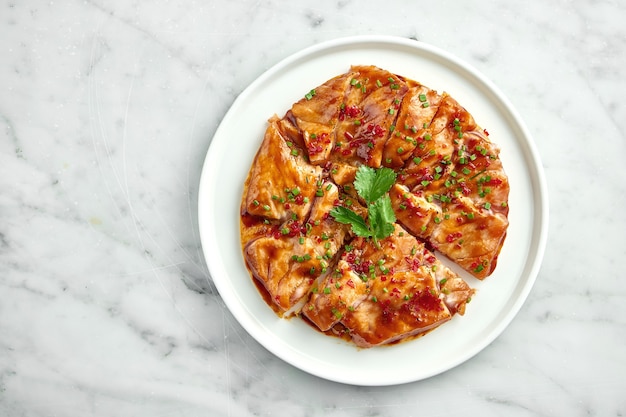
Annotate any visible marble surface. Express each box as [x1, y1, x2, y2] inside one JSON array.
[[1, 0, 625, 415]]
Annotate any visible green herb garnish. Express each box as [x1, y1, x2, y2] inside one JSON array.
[[330, 166, 397, 246]]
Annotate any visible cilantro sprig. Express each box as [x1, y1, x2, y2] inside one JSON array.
[[330, 166, 397, 246]]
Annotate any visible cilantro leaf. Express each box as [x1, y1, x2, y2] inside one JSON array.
[[353, 166, 396, 204], [368, 195, 396, 239], [353, 166, 376, 203], [330, 166, 398, 244], [329, 206, 371, 238]]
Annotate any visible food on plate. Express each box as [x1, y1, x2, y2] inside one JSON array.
[[239, 65, 509, 347]]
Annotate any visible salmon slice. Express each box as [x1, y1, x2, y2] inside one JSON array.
[[331, 65, 409, 168], [391, 95, 509, 279], [244, 182, 348, 315], [383, 84, 442, 168], [244, 117, 322, 222], [303, 224, 473, 347], [283, 72, 355, 165], [429, 196, 508, 279]]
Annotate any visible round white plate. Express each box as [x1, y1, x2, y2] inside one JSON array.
[[198, 36, 548, 386]]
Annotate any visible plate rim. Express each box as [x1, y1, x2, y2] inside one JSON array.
[[198, 35, 549, 386]]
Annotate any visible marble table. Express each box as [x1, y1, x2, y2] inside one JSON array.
[[1, 1, 624, 416]]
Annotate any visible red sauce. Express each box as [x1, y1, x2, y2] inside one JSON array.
[[415, 289, 444, 311], [366, 123, 385, 138], [241, 212, 263, 228], [487, 177, 503, 187], [251, 276, 281, 315], [446, 232, 463, 243], [345, 105, 360, 118], [380, 299, 395, 325], [307, 132, 330, 156], [339, 105, 361, 121], [405, 257, 421, 271]]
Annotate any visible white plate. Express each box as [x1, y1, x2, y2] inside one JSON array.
[[198, 36, 548, 386]]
